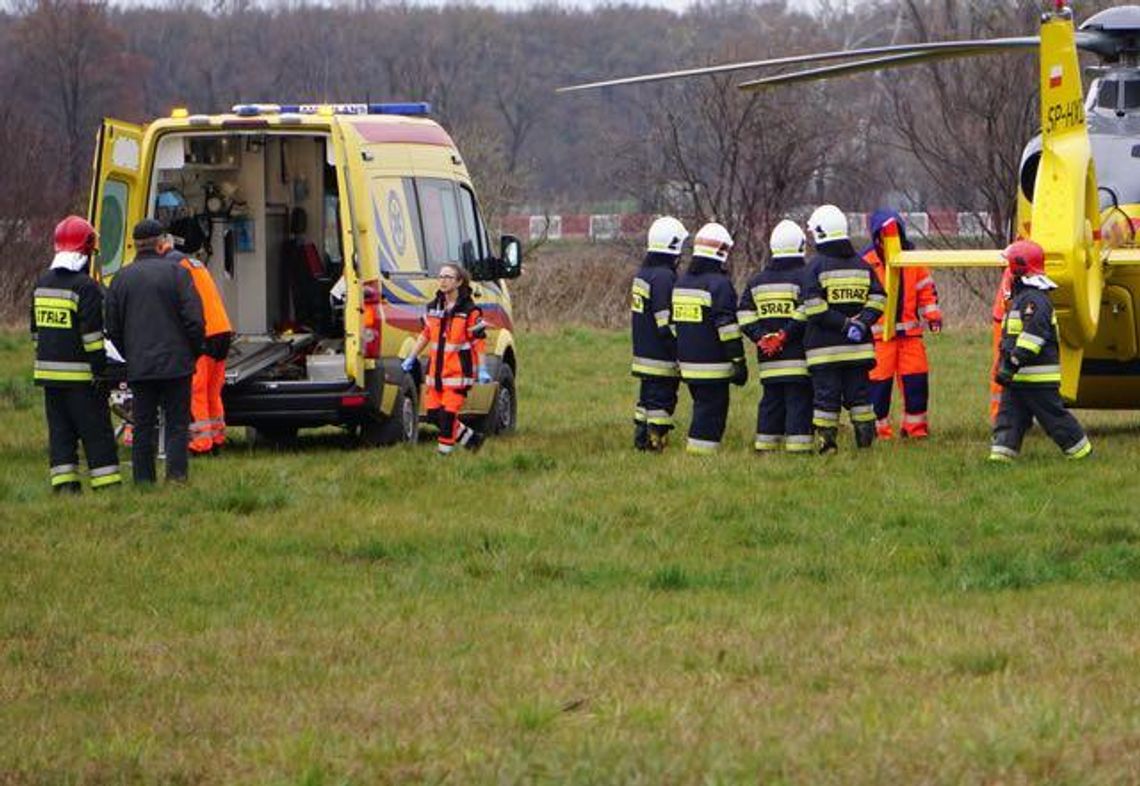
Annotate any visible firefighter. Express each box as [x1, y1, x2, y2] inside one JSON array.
[[990, 240, 1091, 461], [631, 216, 687, 451], [31, 216, 122, 493], [803, 204, 886, 453], [673, 222, 747, 454], [105, 219, 205, 484], [863, 210, 943, 439], [168, 237, 233, 456], [400, 263, 488, 455], [738, 219, 812, 453]]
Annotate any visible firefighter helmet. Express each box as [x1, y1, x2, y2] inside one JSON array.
[[692, 222, 734, 264], [1003, 239, 1056, 289], [769, 219, 806, 258], [646, 216, 689, 256], [1002, 239, 1045, 277], [53, 215, 98, 255], [807, 204, 849, 243]]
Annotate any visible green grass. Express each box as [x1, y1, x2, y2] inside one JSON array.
[[3, 328, 1140, 783]]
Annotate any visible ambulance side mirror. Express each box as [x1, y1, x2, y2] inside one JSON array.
[[498, 235, 522, 279]]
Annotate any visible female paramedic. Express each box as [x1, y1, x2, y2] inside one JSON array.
[[401, 264, 491, 454]]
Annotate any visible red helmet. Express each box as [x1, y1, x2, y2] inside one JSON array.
[[54, 215, 98, 255], [1002, 239, 1045, 277]]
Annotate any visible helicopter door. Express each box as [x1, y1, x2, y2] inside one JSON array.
[[88, 119, 145, 284]]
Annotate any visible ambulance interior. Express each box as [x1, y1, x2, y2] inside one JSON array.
[[150, 132, 346, 384]]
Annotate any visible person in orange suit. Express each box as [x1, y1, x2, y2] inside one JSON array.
[[862, 210, 942, 439], [990, 267, 1015, 422], [401, 263, 489, 455], [168, 234, 233, 455]]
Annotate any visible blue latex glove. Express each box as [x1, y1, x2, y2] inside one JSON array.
[[845, 319, 867, 343], [400, 355, 417, 373], [477, 364, 492, 384]]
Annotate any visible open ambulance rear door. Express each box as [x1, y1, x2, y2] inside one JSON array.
[[87, 119, 146, 284]]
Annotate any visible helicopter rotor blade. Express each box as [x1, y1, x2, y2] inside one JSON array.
[[737, 40, 1040, 91], [557, 36, 1039, 93]]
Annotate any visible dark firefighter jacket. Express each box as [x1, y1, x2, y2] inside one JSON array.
[[803, 240, 885, 368], [1000, 283, 1062, 386], [631, 252, 679, 378], [673, 257, 744, 384], [738, 257, 809, 383], [31, 267, 106, 387], [105, 251, 205, 382]]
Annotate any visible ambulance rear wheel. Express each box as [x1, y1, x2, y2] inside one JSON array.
[[484, 365, 516, 435], [361, 376, 419, 447]]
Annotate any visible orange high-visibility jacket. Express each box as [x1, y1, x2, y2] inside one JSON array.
[[420, 292, 486, 391], [864, 249, 942, 339], [179, 256, 232, 337]]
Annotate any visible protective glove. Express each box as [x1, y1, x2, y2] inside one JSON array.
[[731, 358, 749, 387], [477, 364, 492, 384], [927, 319, 943, 334], [758, 330, 787, 358], [994, 356, 1018, 387], [400, 355, 417, 374], [844, 318, 868, 343]]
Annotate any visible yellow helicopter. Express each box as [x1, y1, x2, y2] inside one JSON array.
[[561, 2, 1140, 407]]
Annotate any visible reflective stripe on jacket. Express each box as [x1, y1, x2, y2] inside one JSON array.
[[863, 249, 941, 339], [420, 292, 486, 392], [30, 268, 106, 387], [738, 258, 809, 382], [673, 258, 743, 384], [631, 257, 679, 378], [1001, 285, 1061, 386], [802, 241, 885, 368]]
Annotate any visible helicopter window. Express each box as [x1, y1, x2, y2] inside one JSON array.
[[1097, 80, 1118, 110], [1126, 81, 1140, 110]]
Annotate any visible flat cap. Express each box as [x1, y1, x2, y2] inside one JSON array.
[[132, 218, 165, 241]]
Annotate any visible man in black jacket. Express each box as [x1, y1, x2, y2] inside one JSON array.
[[105, 219, 204, 483], [31, 216, 121, 493]]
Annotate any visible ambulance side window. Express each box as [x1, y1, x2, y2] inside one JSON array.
[[98, 179, 130, 278], [414, 178, 463, 273], [457, 185, 486, 263]]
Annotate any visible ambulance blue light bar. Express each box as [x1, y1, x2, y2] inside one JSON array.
[[231, 102, 431, 117]]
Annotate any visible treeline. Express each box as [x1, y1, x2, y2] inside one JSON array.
[[0, 0, 1119, 317]]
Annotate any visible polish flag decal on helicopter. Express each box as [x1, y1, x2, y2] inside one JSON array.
[[1049, 65, 1063, 89]]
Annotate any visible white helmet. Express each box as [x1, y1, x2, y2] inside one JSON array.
[[692, 222, 734, 263], [769, 219, 806, 258], [807, 204, 849, 243], [646, 216, 689, 256]]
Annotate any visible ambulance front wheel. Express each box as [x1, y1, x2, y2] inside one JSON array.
[[361, 375, 419, 447], [483, 364, 517, 436]]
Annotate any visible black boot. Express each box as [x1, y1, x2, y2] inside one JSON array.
[[816, 427, 838, 455], [53, 481, 82, 495], [465, 431, 485, 452], [646, 425, 669, 452], [634, 422, 649, 451], [854, 421, 876, 449]]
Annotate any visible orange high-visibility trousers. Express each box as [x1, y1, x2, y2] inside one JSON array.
[[990, 321, 1004, 423], [869, 336, 930, 438], [190, 355, 227, 453], [424, 386, 476, 453]]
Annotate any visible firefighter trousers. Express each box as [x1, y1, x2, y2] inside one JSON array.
[[755, 380, 813, 453], [635, 377, 680, 432], [811, 364, 874, 428], [132, 376, 192, 483], [991, 386, 1091, 460], [190, 355, 227, 454], [425, 386, 478, 454], [685, 382, 730, 454], [870, 336, 929, 437], [43, 386, 121, 491]]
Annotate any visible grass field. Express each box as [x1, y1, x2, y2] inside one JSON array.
[[4, 327, 1140, 784]]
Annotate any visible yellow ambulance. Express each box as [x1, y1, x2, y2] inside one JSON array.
[[88, 102, 521, 445]]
